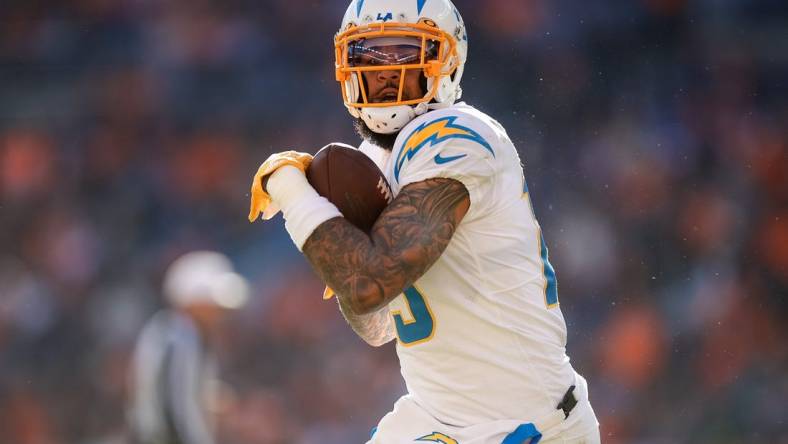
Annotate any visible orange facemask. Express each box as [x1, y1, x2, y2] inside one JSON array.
[[334, 20, 460, 111]]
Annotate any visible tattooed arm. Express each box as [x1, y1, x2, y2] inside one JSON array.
[[302, 177, 470, 342], [335, 294, 395, 346]]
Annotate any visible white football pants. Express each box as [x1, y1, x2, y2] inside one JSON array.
[[367, 373, 600, 444]]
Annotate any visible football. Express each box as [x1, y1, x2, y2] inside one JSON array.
[[306, 143, 393, 233]]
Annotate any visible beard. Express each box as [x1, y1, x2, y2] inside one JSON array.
[[353, 118, 399, 151]]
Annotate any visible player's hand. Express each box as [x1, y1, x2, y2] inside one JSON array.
[[248, 151, 313, 222]]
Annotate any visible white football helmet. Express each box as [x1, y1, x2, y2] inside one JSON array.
[[163, 251, 248, 310], [335, 0, 468, 134]]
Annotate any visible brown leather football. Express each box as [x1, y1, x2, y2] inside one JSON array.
[[306, 143, 392, 233]]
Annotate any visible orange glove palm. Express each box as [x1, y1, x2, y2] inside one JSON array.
[[248, 151, 313, 222]]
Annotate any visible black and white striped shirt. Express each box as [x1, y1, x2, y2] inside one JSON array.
[[128, 310, 217, 444]]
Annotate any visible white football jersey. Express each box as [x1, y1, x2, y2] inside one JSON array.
[[360, 103, 577, 427]]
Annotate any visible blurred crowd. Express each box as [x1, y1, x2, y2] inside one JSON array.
[[0, 0, 786, 443]]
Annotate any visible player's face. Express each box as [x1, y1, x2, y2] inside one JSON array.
[[361, 60, 424, 103], [349, 38, 437, 104]]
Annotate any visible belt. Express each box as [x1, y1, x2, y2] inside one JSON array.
[[558, 385, 578, 419], [502, 385, 579, 444], [535, 385, 578, 432]]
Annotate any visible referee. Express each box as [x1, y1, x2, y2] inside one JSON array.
[[128, 251, 248, 444]]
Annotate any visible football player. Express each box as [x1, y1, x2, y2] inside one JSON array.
[[248, 0, 600, 442]]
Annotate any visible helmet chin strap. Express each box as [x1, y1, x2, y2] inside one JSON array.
[[360, 102, 430, 134]]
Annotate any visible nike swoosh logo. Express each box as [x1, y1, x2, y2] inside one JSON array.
[[434, 153, 467, 164]]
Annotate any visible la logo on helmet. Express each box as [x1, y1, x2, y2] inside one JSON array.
[[376, 12, 393, 21]]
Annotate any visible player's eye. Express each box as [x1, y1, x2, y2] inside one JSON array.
[[350, 52, 382, 67], [347, 37, 434, 67], [349, 43, 387, 67], [395, 45, 422, 64]]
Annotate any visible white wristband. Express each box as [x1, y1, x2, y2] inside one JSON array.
[[267, 166, 342, 251]]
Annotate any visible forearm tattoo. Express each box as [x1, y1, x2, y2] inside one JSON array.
[[336, 295, 394, 346], [303, 178, 470, 317]]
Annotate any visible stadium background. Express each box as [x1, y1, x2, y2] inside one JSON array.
[[0, 0, 786, 442]]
